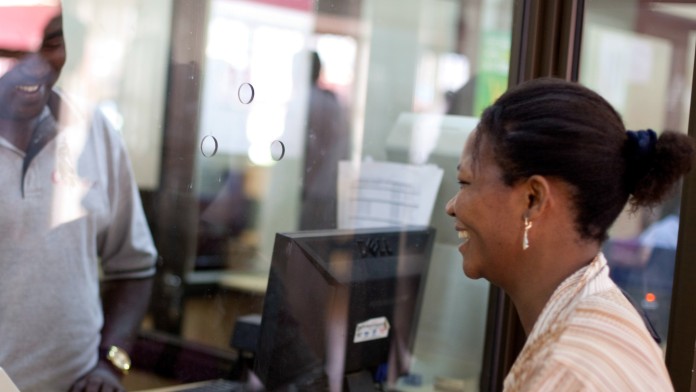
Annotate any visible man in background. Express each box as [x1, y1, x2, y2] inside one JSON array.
[[0, 3, 157, 391], [299, 51, 350, 230]]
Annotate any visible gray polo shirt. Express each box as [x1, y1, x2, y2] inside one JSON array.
[[0, 99, 157, 392]]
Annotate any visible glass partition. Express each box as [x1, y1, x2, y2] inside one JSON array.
[[581, 0, 696, 350], [21, 0, 515, 389]]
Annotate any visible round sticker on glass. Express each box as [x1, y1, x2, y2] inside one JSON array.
[[270, 140, 285, 161], [238, 83, 255, 104], [200, 135, 218, 158]]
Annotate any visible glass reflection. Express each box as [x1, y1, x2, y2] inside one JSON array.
[[582, 0, 696, 348], [0, 2, 157, 392], [29, 0, 516, 390]]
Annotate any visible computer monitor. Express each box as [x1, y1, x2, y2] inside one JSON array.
[[254, 226, 435, 391]]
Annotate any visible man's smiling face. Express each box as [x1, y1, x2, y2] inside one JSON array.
[[0, 5, 65, 121]]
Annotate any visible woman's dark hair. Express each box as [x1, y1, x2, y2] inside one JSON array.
[[476, 77, 695, 242]]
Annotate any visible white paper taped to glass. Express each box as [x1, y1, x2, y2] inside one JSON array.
[[337, 160, 444, 229], [0, 368, 20, 392]]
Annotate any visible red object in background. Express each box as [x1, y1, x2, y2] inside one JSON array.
[[0, 6, 61, 52], [248, 0, 312, 12], [645, 292, 656, 303]]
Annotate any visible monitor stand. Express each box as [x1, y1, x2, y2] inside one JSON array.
[[344, 370, 378, 391]]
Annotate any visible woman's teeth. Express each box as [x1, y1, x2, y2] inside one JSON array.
[[458, 230, 470, 243]]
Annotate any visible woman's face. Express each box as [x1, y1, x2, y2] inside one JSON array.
[[446, 130, 528, 286]]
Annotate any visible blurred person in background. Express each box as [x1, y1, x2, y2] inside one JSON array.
[[299, 51, 350, 230]]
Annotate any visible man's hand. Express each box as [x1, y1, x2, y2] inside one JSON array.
[[68, 361, 125, 392]]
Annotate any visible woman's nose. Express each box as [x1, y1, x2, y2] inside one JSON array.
[[445, 196, 456, 217]]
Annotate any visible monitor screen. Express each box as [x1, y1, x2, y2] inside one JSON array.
[[254, 226, 435, 391]]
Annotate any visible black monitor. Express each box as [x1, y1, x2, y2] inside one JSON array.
[[253, 226, 435, 391]]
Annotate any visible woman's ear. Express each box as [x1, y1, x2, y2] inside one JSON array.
[[525, 175, 551, 220]]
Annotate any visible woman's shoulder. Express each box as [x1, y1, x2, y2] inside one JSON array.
[[547, 288, 672, 390], [563, 287, 659, 350]]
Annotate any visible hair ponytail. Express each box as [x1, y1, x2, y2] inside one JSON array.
[[628, 130, 695, 209], [478, 77, 696, 242]]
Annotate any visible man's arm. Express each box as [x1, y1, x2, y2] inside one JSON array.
[[70, 107, 158, 392], [69, 278, 154, 392], [100, 277, 154, 355]]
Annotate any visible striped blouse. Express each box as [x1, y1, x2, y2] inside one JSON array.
[[504, 253, 673, 391]]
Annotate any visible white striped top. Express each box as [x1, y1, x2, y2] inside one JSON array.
[[504, 253, 673, 391]]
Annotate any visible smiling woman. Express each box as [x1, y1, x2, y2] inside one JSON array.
[[446, 77, 695, 391], [446, 132, 528, 284]]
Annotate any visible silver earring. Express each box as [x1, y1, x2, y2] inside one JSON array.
[[523, 217, 533, 250]]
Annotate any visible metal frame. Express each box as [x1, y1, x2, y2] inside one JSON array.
[[665, 40, 696, 392], [150, 0, 210, 334]]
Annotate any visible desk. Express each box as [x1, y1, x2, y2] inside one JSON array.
[[134, 380, 212, 392], [217, 272, 268, 295], [133, 377, 479, 392], [180, 271, 267, 350]]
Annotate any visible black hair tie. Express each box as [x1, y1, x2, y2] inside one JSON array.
[[624, 129, 657, 192], [626, 129, 657, 157]]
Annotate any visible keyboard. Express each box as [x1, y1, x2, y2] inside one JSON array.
[[178, 379, 248, 392]]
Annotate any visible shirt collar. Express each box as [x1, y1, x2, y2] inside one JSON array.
[[528, 253, 608, 341], [20, 105, 59, 197]]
